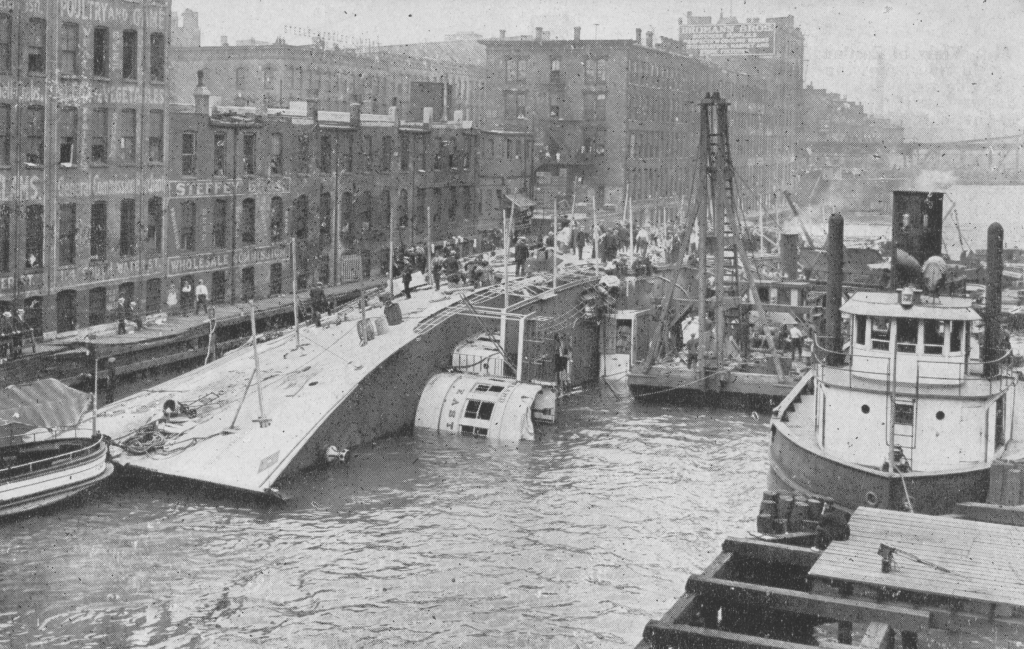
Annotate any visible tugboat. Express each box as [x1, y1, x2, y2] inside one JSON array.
[[769, 191, 1016, 515], [0, 378, 113, 517]]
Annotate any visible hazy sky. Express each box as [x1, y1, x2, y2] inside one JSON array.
[[173, 0, 1024, 141]]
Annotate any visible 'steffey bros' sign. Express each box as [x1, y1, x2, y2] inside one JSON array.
[[679, 23, 776, 57]]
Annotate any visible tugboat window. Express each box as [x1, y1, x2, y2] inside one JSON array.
[[950, 321, 963, 353], [923, 320, 944, 355], [870, 318, 891, 350], [464, 400, 495, 421], [855, 315, 866, 346], [474, 384, 504, 393], [895, 318, 918, 353]]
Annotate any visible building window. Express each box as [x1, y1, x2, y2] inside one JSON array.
[[549, 57, 561, 83], [0, 103, 8, 165], [380, 135, 393, 173], [596, 58, 607, 83], [25, 205, 43, 268], [25, 106, 44, 165], [596, 93, 606, 120], [236, 67, 247, 91], [0, 13, 10, 72], [270, 133, 283, 174], [362, 134, 373, 171], [0, 206, 8, 271], [59, 108, 77, 165], [180, 201, 197, 251], [60, 23, 79, 75], [93, 27, 110, 77], [319, 134, 332, 173], [263, 66, 274, 90], [400, 135, 410, 171], [58, 204, 77, 266], [319, 192, 331, 238], [269, 263, 282, 295], [90, 107, 109, 163], [270, 196, 284, 242], [296, 133, 309, 173], [549, 95, 560, 119], [120, 199, 136, 256], [90, 202, 107, 261], [211, 271, 226, 303], [213, 199, 228, 248], [119, 109, 136, 162], [122, 30, 137, 79], [213, 132, 226, 175], [149, 33, 165, 82], [293, 195, 309, 238], [26, 18, 45, 74], [147, 110, 163, 163], [146, 197, 162, 251], [505, 58, 526, 82], [241, 198, 256, 244], [243, 132, 256, 174], [88, 287, 107, 326], [241, 266, 255, 301]]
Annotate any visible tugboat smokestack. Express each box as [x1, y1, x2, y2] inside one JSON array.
[[983, 222, 1004, 377], [826, 212, 844, 366]]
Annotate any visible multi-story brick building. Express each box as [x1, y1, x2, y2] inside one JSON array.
[[481, 20, 807, 226], [162, 76, 530, 310], [0, 0, 171, 335]]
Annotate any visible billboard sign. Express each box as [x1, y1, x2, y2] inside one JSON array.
[[679, 22, 776, 57]]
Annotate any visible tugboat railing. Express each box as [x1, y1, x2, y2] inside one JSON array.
[[0, 437, 106, 484], [809, 337, 1013, 398]]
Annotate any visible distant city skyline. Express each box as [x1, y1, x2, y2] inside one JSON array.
[[173, 0, 1024, 142]]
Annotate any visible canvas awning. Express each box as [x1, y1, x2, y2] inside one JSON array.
[[506, 193, 536, 210], [0, 378, 92, 429]]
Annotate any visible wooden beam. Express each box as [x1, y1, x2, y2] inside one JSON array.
[[656, 553, 735, 626], [721, 537, 821, 568], [955, 502, 1024, 527], [686, 575, 931, 632], [643, 621, 818, 649], [818, 623, 893, 649]]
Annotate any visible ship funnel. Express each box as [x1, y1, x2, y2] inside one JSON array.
[[825, 212, 844, 366], [891, 191, 943, 289], [983, 222, 1004, 377]]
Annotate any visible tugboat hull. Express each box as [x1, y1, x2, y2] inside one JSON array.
[[0, 438, 113, 518], [769, 423, 989, 515]]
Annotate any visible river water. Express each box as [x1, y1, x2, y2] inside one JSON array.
[[0, 384, 767, 648]]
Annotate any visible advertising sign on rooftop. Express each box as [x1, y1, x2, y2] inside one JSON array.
[[679, 22, 776, 57]]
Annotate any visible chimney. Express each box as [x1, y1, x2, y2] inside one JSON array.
[[983, 222, 1004, 376], [573, 26, 581, 41], [220, 35, 228, 46], [499, 29, 506, 40], [646, 31, 654, 47], [635, 28, 642, 43], [194, 70, 211, 115], [825, 212, 845, 367], [535, 27, 543, 41]]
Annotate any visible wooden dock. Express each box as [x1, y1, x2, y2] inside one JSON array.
[[636, 506, 1024, 648]]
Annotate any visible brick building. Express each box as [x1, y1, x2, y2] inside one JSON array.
[[163, 77, 530, 310], [481, 20, 807, 226], [0, 0, 171, 336]]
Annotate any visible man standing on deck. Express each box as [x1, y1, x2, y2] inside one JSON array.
[[115, 297, 128, 335], [129, 300, 144, 331], [685, 332, 699, 369], [194, 279, 209, 315], [790, 323, 804, 361], [180, 280, 193, 314], [514, 237, 530, 277], [309, 282, 327, 326]]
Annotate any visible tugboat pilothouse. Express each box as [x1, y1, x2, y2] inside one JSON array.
[[770, 191, 1016, 514]]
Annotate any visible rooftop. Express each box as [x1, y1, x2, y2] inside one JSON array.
[[841, 291, 981, 321]]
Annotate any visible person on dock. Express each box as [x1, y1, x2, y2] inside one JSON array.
[[0, 311, 14, 359], [574, 227, 587, 260], [635, 227, 650, 257], [115, 297, 129, 335], [180, 280, 193, 314], [129, 300, 144, 331], [685, 333, 699, 369], [431, 255, 443, 290], [514, 237, 530, 277], [402, 265, 413, 299], [194, 279, 209, 315], [309, 282, 327, 326], [11, 308, 28, 357], [167, 282, 179, 315], [789, 324, 804, 361]]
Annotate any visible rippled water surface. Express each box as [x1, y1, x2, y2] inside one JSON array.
[[0, 386, 768, 648]]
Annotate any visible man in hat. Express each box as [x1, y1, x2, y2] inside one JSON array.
[[115, 296, 129, 334], [309, 281, 327, 326], [514, 236, 530, 277], [194, 279, 209, 315]]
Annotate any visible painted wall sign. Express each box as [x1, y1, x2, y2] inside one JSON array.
[[54, 257, 165, 288], [166, 244, 289, 276], [60, 0, 168, 29], [678, 22, 777, 57], [57, 173, 166, 200], [167, 177, 292, 199], [0, 272, 45, 296]]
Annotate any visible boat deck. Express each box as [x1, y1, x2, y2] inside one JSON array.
[[627, 356, 806, 401]]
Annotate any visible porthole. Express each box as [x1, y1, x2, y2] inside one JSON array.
[[861, 404, 870, 414], [936, 411, 945, 420], [865, 491, 879, 507]]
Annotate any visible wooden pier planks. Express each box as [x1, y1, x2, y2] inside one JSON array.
[[810, 507, 1024, 608]]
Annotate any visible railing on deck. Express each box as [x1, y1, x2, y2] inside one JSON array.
[[810, 337, 1013, 398], [0, 437, 105, 484]]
